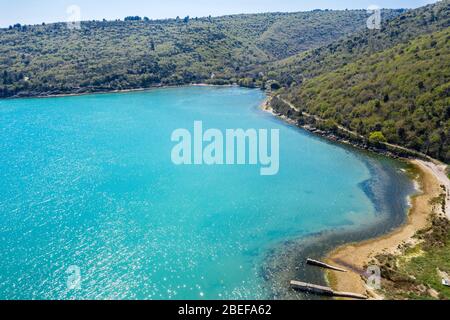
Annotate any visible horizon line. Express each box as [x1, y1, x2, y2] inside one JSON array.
[[0, 7, 414, 29]]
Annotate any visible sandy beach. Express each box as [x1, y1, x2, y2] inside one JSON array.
[[325, 160, 449, 299], [260, 98, 450, 299]]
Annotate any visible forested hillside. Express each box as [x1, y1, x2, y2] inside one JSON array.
[[0, 1, 449, 162], [283, 28, 450, 161], [265, 1, 450, 162], [0, 9, 401, 97], [247, 1, 449, 87]]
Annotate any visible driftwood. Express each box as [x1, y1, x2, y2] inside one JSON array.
[[306, 259, 348, 273], [290, 280, 368, 300]]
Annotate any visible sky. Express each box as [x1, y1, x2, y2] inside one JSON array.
[[0, 0, 439, 27]]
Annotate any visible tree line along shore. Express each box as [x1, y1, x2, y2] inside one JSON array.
[[1, 2, 449, 162]]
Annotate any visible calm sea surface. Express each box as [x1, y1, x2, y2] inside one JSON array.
[[0, 86, 413, 299]]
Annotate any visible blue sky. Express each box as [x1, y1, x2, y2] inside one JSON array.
[[0, 0, 438, 27]]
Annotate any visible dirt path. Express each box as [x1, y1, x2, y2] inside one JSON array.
[[279, 98, 432, 157], [416, 160, 450, 219]]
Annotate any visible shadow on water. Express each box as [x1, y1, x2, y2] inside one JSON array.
[[260, 144, 416, 300]]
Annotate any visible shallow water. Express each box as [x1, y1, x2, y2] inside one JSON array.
[[0, 86, 413, 299]]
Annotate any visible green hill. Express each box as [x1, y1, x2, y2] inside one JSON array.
[[261, 1, 450, 162], [0, 9, 401, 98], [280, 27, 449, 162], [249, 1, 449, 86], [0, 2, 449, 162]]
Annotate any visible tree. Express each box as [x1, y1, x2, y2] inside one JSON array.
[[322, 119, 338, 132], [124, 16, 142, 21], [269, 80, 281, 91], [369, 131, 387, 144]]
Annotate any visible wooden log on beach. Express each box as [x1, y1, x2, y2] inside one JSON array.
[[290, 281, 334, 296], [306, 258, 348, 273], [290, 280, 368, 300], [332, 291, 369, 300]]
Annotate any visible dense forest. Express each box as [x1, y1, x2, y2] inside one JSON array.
[[0, 1, 449, 162], [268, 1, 450, 162], [0, 9, 402, 97], [282, 28, 449, 161], [247, 1, 449, 87]]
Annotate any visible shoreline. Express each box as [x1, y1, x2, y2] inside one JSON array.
[[325, 160, 446, 299], [262, 141, 416, 300], [260, 97, 449, 300], [0, 83, 240, 100], [262, 96, 431, 161], [5, 86, 448, 299]]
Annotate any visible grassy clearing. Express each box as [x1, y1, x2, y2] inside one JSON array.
[[376, 193, 450, 300]]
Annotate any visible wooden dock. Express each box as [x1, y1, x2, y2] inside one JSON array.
[[290, 280, 334, 296], [306, 259, 347, 273], [290, 280, 368, 300]]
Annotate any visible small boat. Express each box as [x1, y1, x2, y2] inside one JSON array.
[[442, 279, 450, 287]]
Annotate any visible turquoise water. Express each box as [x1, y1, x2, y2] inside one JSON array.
[[0, 86, 411, 300]]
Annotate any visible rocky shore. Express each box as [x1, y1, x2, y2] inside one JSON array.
[[262, 95, 430, 162]]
